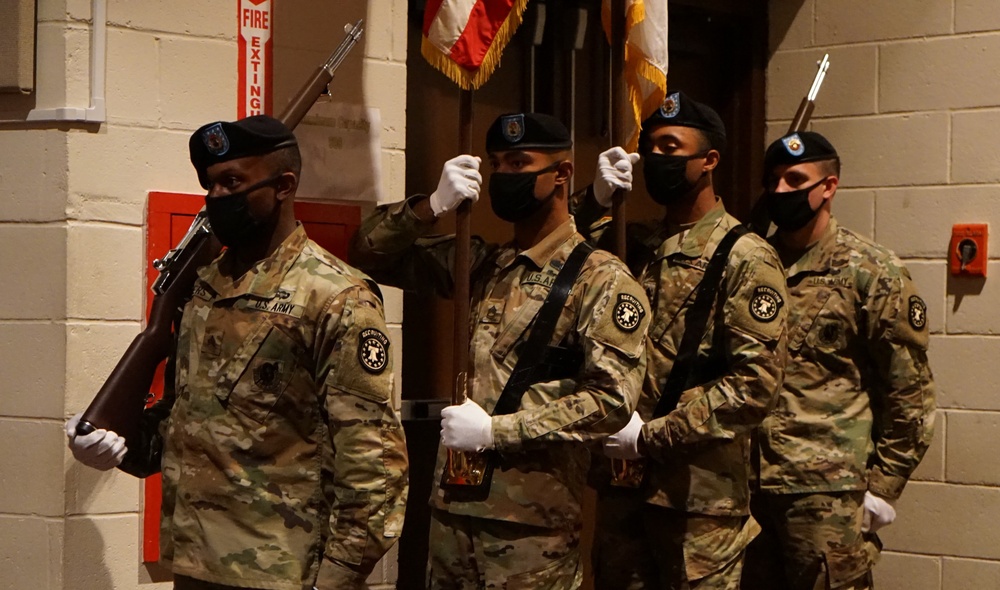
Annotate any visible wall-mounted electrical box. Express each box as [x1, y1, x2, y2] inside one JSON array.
[[949, 224, 988, 277]]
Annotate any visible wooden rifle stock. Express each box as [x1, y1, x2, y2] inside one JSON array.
[[77, 21, 366, 442], [78, 226, 220, 442]]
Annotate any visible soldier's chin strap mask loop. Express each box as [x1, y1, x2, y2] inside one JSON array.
[[766, 176, 829, 231], [643, 151, 708, 206], [488, 161, 562, 223], [204, 174, 283, 248]]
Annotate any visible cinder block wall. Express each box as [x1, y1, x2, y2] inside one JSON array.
[[0, 1, 405, 589], [769, 2, 1000, 588]]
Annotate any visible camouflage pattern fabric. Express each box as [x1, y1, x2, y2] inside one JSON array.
[[350, 197, 649, 572], [119, 224, 409, 590], [757, 217, 936, 500], [587, 199, 789, 586], [743, 491, 879, 590], [427, 508, 582, 589], [594, 490, 759, 590]]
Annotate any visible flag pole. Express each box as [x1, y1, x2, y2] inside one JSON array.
[[453, 89, 474, 405], [610, 0, 627, 259], [608, 0, 647, 489]]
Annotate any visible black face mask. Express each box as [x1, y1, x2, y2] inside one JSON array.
[[488, 162, 561, 223], [766, 177, 828, 231], [204, 175, 282, 248], [643, 151, 707, 205]]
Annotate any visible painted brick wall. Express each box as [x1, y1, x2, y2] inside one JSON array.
[[0, 0, 406, 588], [769, 2, 1000, 587]]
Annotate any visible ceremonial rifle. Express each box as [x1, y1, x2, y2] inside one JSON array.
[[748, 54, 830, 235], [76, 21, 366, 441]]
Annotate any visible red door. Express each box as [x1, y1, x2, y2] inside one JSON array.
[[142, 192, 361, 562]]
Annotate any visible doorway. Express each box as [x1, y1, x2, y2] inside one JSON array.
[[397, 2, 767, 586]]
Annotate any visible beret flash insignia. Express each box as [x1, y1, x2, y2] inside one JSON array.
[[614, 293, 646, 332], [202, 123, 230, 156], [782, 133, 805, 157], [659, 92, 681, 118], [908, 295, 927, 330], [749, 286, 783, 323], [359, 328, 390, 374], [502, 114, 525, 143]]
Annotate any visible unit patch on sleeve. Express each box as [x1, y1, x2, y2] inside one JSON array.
[[358, 328, 390, 374], [749, 285, 784, 323], [908, 295, 927, 330], [614, 293, 646, 332]]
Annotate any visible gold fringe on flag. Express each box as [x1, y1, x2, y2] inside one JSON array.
[[602, 0, 668, 152], [421, 0, 531, 91]]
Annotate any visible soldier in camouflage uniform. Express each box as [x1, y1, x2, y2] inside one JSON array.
[[67, 115, 408, 590], [741, 131, 936, 590], [579, 91, 789, 590], [349, 112, 650, 589]]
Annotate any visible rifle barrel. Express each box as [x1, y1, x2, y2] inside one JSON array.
[[278, 20, 365, 129]]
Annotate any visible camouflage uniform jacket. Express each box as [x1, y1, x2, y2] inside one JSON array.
[[639, 201, 787, 516], [350, 196, 649, 530], [592, 200, 789, 517], [758, 217, 936, 500], [119, 225, 409, 590]]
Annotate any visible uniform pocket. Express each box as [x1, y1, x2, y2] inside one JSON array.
[[217, 320, 299, 424], [490, 296, 544, 370], [683, 515, 760, 582], [806, 315, 849, 353], [327, 489, 371, 567], [505, 547, 581, 590], [823, 534, 881, 588]]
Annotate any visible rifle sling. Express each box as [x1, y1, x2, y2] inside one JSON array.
[[491, 241, 595, 417], [652, 225, 748, 419]]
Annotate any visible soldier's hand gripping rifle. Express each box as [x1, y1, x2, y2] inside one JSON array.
[[748, 53, 830, 235], [76, 21, 366, 440]]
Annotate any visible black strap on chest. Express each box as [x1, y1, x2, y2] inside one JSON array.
[[652, 225, 748, 419], [491, 241, 595, 416]]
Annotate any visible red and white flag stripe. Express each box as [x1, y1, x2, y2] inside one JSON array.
[[422, 0, 529, 90]]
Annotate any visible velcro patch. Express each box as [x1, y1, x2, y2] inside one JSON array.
[[908, 295, 927, 331], [614, 293, 646, 333], [749, 286, 783, 323], [358, 328, 390, 374], [252, 360, 284, 393], [521, 271, 555, 288]]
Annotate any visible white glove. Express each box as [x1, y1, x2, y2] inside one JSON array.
[[66, 412, 127, 471], [594, 147, 640, 207], [440, 399, 494, 452], [861, 491, 897, 533], [603, 411, 645, 460], [429, 155, 482, 217]]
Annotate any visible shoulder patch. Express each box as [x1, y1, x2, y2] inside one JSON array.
[[358, 328, 390, 374], [614, 293, 646, 332], [908, 295, 927, 331], [749, 285, 784, 323]]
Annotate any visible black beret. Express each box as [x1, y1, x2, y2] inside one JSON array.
[[640, 91, 727, 152], [485, 113, 572, 153], [763, 131, 838, 173], [189, 115, 298, 188]]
